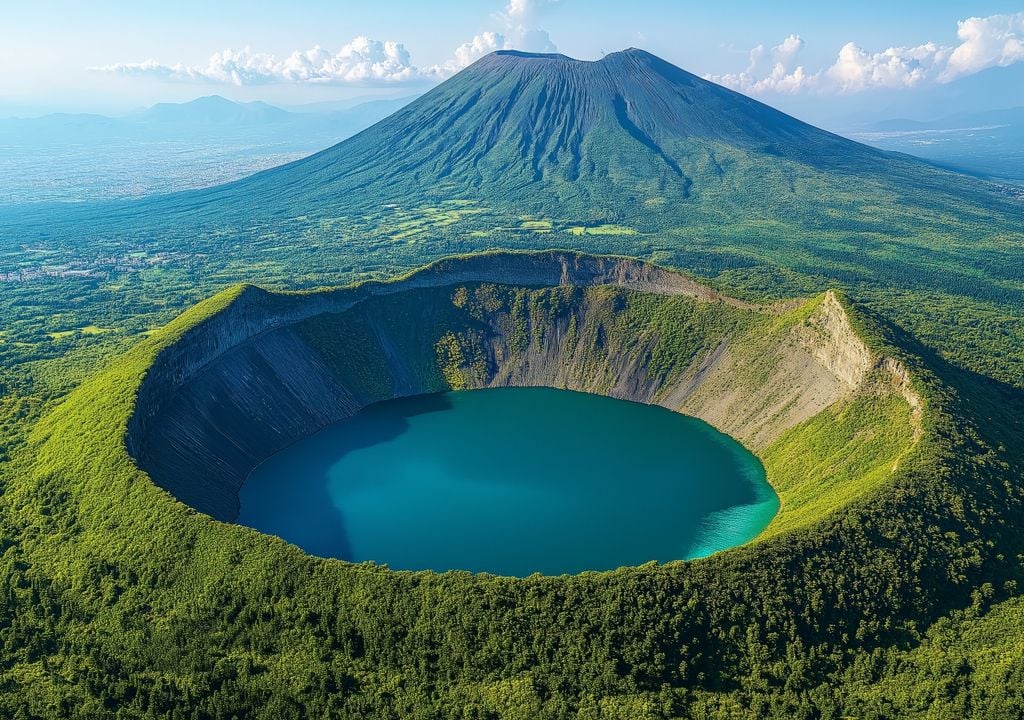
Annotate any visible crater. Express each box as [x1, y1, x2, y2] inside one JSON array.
[[124, 251, 922, 572]]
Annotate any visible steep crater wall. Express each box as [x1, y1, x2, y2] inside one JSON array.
[[126, 252, 921, 545]]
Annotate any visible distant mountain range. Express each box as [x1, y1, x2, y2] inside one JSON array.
[[766, 62, 1024, 130], [136, 95, 294, 125], [1, 93, 418, 131], [876, 63, 1024, 123], [847, 106, 1024, 183], [0, 95, 418, 202], [870, 106, 1024, 133]]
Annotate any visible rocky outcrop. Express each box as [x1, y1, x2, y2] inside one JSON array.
[[668, 290, 910, 450], [797, 291, 874, 389], [126, 251, 921, 524]]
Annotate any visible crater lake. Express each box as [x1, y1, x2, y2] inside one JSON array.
[[238, 387, 779, 576]]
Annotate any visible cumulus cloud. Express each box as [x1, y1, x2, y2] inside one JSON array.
[[503, 0, 560, 24], [517, 28, 558, 53], [92, 36, 440, 86], [711, 35, 813, 93], [437, 0, 560, 73], [709, 11, 1024, 95], [943, 12, 1024, 80], [496, 0, 560, 55], [823, 41, 950, 92], [435, 28, 556, 75], [93, 0, 563, 85], [450, 31, 508, 70]]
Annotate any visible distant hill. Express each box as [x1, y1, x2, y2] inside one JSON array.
[[850, 106, 1024, 183], [870, 106, 1024, 133], [900, 63, 1024, 120], [139, 95, 292, 125], [0, 95, 415, 202], [0, 94, 413, 139], [285, 95, 421, 114]]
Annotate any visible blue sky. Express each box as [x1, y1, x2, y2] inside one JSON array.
[[2, 1, 1023, 114]]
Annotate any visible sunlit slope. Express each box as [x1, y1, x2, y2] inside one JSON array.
[[222, 50, 881, 205], [131, 49, 1018, 231]]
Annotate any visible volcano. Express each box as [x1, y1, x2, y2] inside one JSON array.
[[105, 47, 1008, 243], [233, 50, 883, 197], [16, 47, 1018, 243], [193, 48, 933, 213]]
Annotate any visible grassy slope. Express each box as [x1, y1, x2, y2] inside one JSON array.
[[761, 393, 914, 539], [1, 255, 1019, 717]]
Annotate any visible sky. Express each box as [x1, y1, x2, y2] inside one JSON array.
[[2, 1, 1024, 117]]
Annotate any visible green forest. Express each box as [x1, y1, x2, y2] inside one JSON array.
[[0, 251, 1021, 718]]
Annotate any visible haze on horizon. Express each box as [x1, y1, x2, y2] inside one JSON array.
[[4, 0, 1024, 126]]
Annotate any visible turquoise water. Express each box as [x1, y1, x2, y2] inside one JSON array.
[[238, 388, 779, 576]]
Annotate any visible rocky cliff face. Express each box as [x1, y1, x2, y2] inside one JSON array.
[[675, 290, 875, 450], [126, 252, 920, 525]]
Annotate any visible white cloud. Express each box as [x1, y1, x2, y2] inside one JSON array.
[[91, 36, 440, 86], [710, 35, 814, 93], [448, 32, 507, 71], [497, 0, 560, 55], [93, 0, 564, 86], [517, 28, 558, 53], [504, 0, 560, 24], [436, 26, 557, 75], [943, 12, 1024, 80], [709, 11, 1024, 95], [824, 41, 950, 92], [438, 0, 560, 73]]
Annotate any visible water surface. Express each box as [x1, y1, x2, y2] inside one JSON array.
[[239, 388, 778, 576]]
